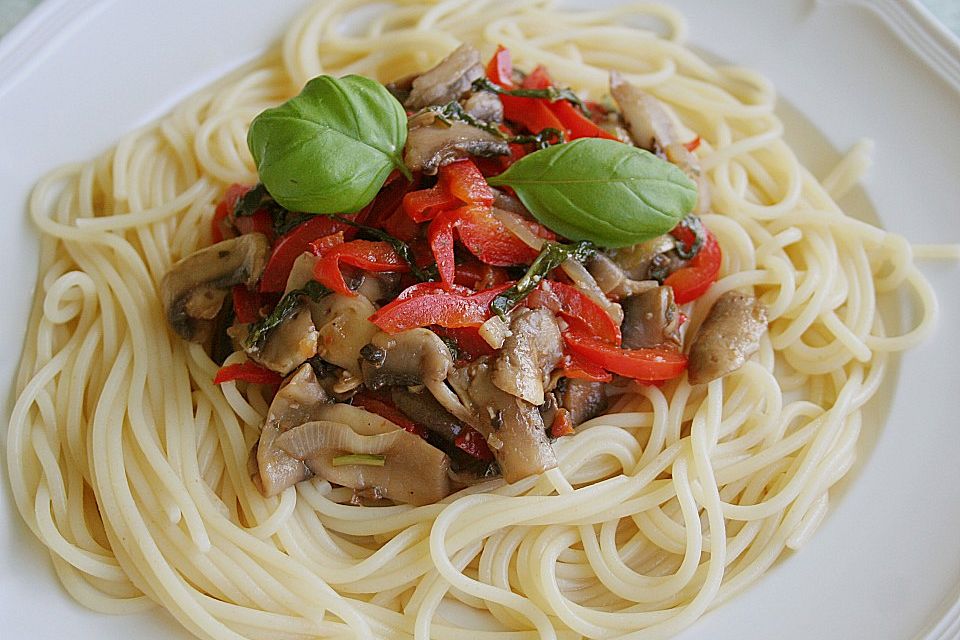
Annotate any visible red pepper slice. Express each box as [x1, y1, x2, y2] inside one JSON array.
[[308, 231, 345, 256], [234, 209, 274, 242], [528, 280, 622, 346], [486, 44, 514, 88], [664, 231, 722, 305], [684, 136, 701, 152], [213, 362, 283, 386], [519, 65, 616, 141], [455, 427, 495, 461], [550, 409, 575, 438], [231, 285, 262, 324], [313, 240, 410, 297], [432, 325, 496, 362], [403, 160, 493, 223], [454, 259, 511, 290], [211, 183, 251, 243], [502, 93, 567, 136], [559, 351, 613, 383], [563, 332, 688, 382], [522, 65, 553, 90], [369, 282, 513, 334], [352, 391, 428, 438], [259, 216, 352, 293]]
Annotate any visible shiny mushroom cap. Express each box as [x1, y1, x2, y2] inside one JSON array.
[[161, 233, 270, 342]]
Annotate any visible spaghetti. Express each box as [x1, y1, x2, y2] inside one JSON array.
[[7, 1, 946, 639]]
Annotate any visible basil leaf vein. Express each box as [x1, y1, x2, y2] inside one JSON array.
[[247, 75, 411, 215], [487, 138, 697, 248]]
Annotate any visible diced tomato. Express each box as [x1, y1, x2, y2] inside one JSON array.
[[231, 285, 262, 323], [455, 427, 495, 461], [352, 391, 428, 438], [369, 282, 513, 334], [563, 332, 688, 382], [259, 216, 352, 293], [664, 231, 722, 304], [213, 362, 283, 386], [313, 240, 410, 296]]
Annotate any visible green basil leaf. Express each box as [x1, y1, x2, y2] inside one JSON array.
[[247, 75, 410, 214], [487, 138, 697, 248]]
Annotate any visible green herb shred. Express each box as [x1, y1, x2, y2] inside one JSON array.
[[490, 240, 595, 319], [244, 280, 331, 351], [331, 454, 386, 467]]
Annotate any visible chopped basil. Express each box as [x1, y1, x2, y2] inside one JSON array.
[[244, 280, 330, 351], [332, 215, 435, 282], [490, 240, 595, 319]]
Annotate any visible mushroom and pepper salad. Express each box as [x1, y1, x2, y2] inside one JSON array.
[[160, 44, 768, 506]]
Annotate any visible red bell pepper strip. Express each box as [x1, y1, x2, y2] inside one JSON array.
[[664, 231, 722, 305], [352, 391, 428, 438], [313, 240, 410, 297], [234, 209, 274, 241], [432, 325, 497, 362], [502, 94, 567, 136], [428, 205, 543, 285], [211, 183, 251, 243], [563, 332, 688, 382], [213, 362, 283, 386], [403, 160, 493, 223], [308, 231, 345, 256], [259, 216, 352, 293], [520, 65, 616, 141], [455, 427, 495, 461], [486, 44, 514, 88], [528, 280, 622, 346], [559, 351, 613, 383], [369, 282, 513, 334], [550, 409, 575, 438], [550, 99, 618, 141], [454, 259, 511, 291], [684, 136, 701, 152], [231, 285, 262, 324]]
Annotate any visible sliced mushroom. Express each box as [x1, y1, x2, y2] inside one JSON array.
[[390, 386, 465, 444], [462, 90, 504, 123], [352, 271, 402, 305], [236, 301, 319, 375], [256, 364, 330, 497], [310, 293, 379, 377], [404, 44, 485, 110], [161, 233, 270, 342], [404, 111, 510, 174], [587, 253, 658, 299], [283, 252, 318, 295], [555, 378, 608, 427], [491, 308, 563, 406], [447, 357, 557, 483], [688, 291, 768, 385], [361, 328, 454, 391], [609, 71, 710, 213], [276, 403, 452, 506], [621, 286, 682, 350], [609, 235, 684, 282]]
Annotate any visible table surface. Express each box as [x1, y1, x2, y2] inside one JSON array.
[[2, 0, 960, 38]]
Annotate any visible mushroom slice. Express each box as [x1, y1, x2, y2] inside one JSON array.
[[239, 301, 319, 376], [621, 286, 682, 350], [491, 308, 563, 406], [688, 291, 768, 385], [310, 293, 379, 377], [276, 403, 451, 506], [555, 378, 608, 427], [404, 112, 510, 175], [256, 364, 330, 497], [462, 90, 504, 123], [361, 328, 454, 391], [587, 253, 658, 299], [161, 233, 270, 342], [609, 235, 684, 282], [448, 357, 557, 483], [404, 44, 484, 110], [609, 71, 710, 213], [283, 252, 318, 295], [391, 387, 465, 444]]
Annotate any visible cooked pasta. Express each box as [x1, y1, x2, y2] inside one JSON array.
[[7, 1, 944, 639]]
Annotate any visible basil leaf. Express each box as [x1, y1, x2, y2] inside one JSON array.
[[247, 75, 411, 214], [244, 280, 331, 351], [490, 240, 595, 320], [487, 138, 697, 248]]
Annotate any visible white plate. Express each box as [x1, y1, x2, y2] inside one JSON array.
[[1, 1, 958, 639]]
